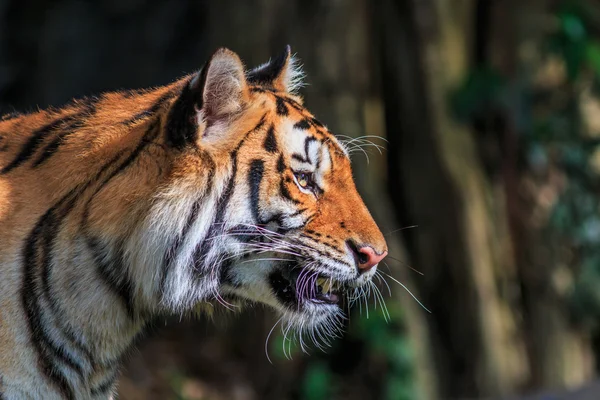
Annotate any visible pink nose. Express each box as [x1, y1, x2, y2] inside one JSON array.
[[357, 246, 387, 271]]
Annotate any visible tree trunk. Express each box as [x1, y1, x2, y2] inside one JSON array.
[[374, 0, 525, 397]]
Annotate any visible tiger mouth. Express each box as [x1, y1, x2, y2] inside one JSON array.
[[269, 264, 346, 307]]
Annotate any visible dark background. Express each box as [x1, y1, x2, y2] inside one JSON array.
[[4, 0, 600, 399]]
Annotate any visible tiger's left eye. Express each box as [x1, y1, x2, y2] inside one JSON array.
[[294, 172, 313, 190]]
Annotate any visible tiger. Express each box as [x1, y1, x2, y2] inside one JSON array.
[[0, 45, 387, 399]]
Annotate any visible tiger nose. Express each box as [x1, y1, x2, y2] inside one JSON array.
[[356, 246, 387, 272]]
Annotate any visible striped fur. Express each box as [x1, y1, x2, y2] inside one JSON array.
[[0, 46, 387, 399]]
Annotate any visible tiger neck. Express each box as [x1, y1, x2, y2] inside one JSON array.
[[13, 91, 187, 396]]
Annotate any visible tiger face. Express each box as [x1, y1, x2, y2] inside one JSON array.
[[151, 46, 388, 337], [222, 98, 388, 332]]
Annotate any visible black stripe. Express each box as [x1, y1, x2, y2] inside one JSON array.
[[291, 153, 309, 163], [291, 136, 317, 165], [248, 160, 265, 223], [282, 96, 305, 113], [86, 237, 136, 319], [211, 116, 266, 226], [32, 97, 99, 168], [32, 135, 68, 167], [159, 200, 202, 296], [281, 97, 329, 134], [122, 89, 177, 126], [4, 97, 99, 172], [40, 191, 99, 373], [189, 116, 267, 272], [190, 151, 239, 270], [275, 96, 289, 116], [310, 117, 324, 128], [261, 212, 284, 227], [279, 179, 299, 204], [32, 118, 85, 168], [103, 118, 162, 181], [263, 124, 277, 153], [164, 77, 200, 149], [22, 190, 83, 400], [159, 152, 215, 296], [82, 119, 163, 311], [277, 154, 286, 173], [21, 117, 162, 398], [293, 119, 311, 130], [299, 234, 351, 264], [249, 86, 267, 93], [20, 145, 131, 398], [1, 114, 75, 175], [304, 232, 341, 253], [289, 208, 307, 217], [320, 241, 341, 253], [90, 368, 119, 396]]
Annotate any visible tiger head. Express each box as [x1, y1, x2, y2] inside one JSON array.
[[139, 46, 387, 342]]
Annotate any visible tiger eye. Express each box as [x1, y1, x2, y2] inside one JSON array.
[[298, 174, 309, 188]]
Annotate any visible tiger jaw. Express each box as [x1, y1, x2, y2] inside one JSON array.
[[222, 257, 375, 320], [269, 266, 345, 307]]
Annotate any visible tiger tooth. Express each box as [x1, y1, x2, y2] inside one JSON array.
[[315, 277, 336, 294]]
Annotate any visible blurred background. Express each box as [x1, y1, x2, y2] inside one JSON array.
[[5, 0, 600, 399]]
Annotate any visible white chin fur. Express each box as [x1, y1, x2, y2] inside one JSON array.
[[223, 275, 346, 342]]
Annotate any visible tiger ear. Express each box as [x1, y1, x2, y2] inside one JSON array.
[[192, 48, 249, 124], [165, 49, 248, 148], [246, 45, 305, 94]]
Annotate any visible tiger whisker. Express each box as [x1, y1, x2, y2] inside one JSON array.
[[265, 316, 283, 365], [377, 270, 431, 313], [383, 256, 424, 276], [370, 280, 390, 322], [375, 270, 393, 297], [383, 225, 418, 237], [238, 258, 290, 264]]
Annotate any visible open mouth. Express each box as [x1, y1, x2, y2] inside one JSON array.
[[269, 264, 346, 308]]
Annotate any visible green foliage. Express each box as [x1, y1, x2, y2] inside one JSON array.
[[292, 303, 416, 400], [551, 10, 588, 80], [450, 67, 506, 122], [351, 304, 416, 400], [571, 254, 600, 326], [301, 362, 333, 400], [544, 4, 600, 321], [270, 331, 302, 360], [167, 369, 205, 400], [549, 2, 600, 82]]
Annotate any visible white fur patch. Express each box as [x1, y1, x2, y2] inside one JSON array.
[[283, 54, 306, 94], [248, 54, 306, 94]]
